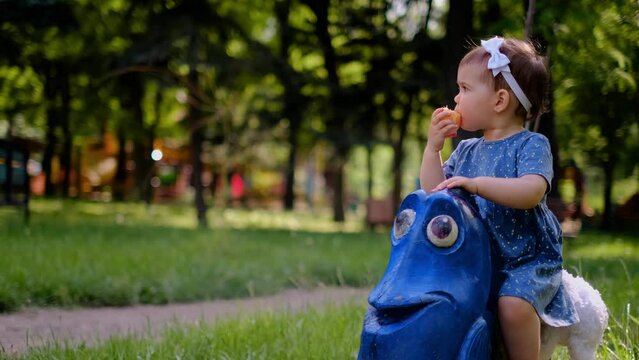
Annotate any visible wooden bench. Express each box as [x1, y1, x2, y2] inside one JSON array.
[[0, 138, 30, 221], [365, 197, 395, 229]]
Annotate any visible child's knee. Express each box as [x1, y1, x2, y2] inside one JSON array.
[[498, 296, 538, 326]]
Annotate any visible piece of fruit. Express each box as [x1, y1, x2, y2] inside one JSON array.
[[444, 109, 462, 138], [449, 110, 462, 127]]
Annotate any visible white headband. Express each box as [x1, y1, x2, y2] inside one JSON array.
[[481, 37, 532, 115]]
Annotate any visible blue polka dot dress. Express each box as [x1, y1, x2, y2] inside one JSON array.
[[443, 130, 578, 327]]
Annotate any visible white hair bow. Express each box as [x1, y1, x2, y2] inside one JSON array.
[[481, 37, 532, 115]]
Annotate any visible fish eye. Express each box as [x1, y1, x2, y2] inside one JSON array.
[[394, 209, 416, 240], [426, 215, 458, 248]]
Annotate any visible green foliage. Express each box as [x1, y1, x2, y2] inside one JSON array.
[[553, 0, 639, 170], [1, 0, 638, 219], [0, 66, 44, 138]]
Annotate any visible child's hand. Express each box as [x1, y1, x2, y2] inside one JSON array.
[[433, 176, 479, 195], [426, 107, 460, 153]]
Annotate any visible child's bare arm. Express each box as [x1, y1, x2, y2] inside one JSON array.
[[434, 174, 547, 209], [420, 108, 459, 192], [420, 147, 446, 192]]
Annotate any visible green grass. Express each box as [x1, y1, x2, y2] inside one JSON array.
[[562, 231, 639, 358], [1, 199, 638, 358], [0, 199, 388, 312], [563, 231, 639, 319], [4, 301, 368, 360], [7, 294, 639, 359]]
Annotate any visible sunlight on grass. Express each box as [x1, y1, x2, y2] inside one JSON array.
[[213, 207, 366, 233], [567, 238, 639, 259], [564, 232, 639, 259], [21, 198, 368, 233]]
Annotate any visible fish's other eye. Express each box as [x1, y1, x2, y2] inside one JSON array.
[[394, 209, 416, 240], [426, 215, 458, 248]]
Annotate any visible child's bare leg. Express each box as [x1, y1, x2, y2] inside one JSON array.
[[498, 296, 540, 360]]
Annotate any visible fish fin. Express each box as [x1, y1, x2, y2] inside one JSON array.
[[457, 314, 494, 360]]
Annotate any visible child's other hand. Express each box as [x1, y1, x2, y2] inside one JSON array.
[[433, 176, 478, 195], [426, 107, 460, 153]]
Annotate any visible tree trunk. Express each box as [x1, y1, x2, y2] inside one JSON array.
[[74, 146, 82, 198], [536, 85, 561, 198], [444, 0, 476, 146], [42, 63, 59, 197], [367, 142, 373, 200], [277, 0, 303, 211], [305, 0, 346, 221], [143, 86, 162, 205], [600, 104, 619, 230], [524, 5, 562, 199], [332, 146, 348, 222], [601, 152, 616, 230], [132, 75, 153, 203], [112, 125, 128, 201], [119, 72, 150, 201], [481, 0, 502, 30], [186, 34, 208, 228], [60, 69, 72, 198], [6, 114, 14, 137], [391, 94, 414, 211], [523, 0, 536, 39], [190, 120, 207, 227], [42, 113, 58, 197], [283, 116, 300, 209]]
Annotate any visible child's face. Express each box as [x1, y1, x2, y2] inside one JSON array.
[[454, 63, 497, 131]]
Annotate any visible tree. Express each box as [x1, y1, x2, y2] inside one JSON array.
[[552, 0, 639, 229], [117, 0, 285, 226], [274, 0, 310, 210], [0, 0, 79, 197], [297, 0, 341, 220]]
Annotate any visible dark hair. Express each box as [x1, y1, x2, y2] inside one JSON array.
[[459, 38, 549, 122]]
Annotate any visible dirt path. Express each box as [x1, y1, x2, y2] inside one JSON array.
[[0, 287, 369, 355]]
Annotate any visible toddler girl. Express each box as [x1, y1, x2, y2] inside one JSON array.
[[420, 37, 578, 359]]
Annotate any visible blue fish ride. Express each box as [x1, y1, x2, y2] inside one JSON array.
[[358, 189, 496, 360]]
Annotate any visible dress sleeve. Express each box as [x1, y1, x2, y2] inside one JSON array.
[[442, 143, 462, 179], [517, 134, 554, 193]]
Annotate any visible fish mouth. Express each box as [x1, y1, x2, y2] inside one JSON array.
[[372, 292, 454, 326]]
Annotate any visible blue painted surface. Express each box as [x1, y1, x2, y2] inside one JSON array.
[[358, 189, 495, 359]]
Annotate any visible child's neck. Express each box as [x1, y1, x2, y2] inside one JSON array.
[[483, 116, 525, 142]]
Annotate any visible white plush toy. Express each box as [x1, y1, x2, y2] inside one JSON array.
[[539, 270, 609, 360]]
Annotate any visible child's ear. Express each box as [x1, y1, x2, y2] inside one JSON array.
[[494, 89, 510, 113]]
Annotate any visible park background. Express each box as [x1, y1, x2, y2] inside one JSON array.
[[0, 0, 638, 358]]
